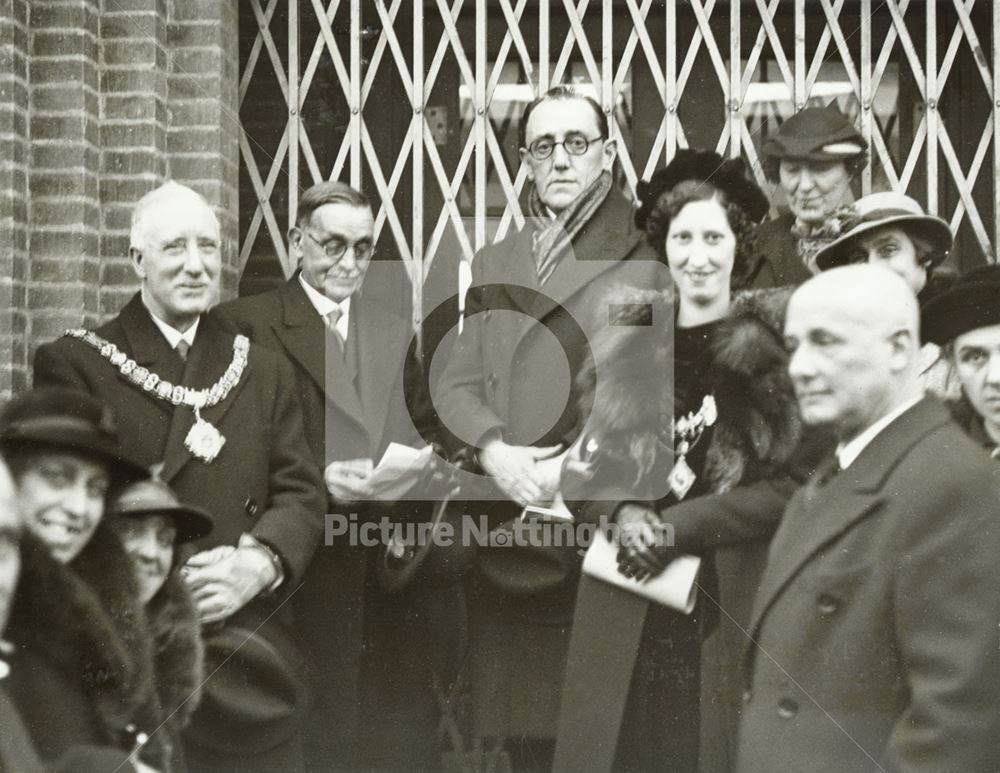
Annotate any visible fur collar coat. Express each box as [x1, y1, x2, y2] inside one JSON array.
[[576, 285, 801, 498], [6, 525, 203, 772]]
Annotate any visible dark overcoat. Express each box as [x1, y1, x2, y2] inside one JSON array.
[[32, 294, 325, 771], [6, 529, 163, 772], [747, 212, 813, 289], [32, 293, 325, 590], [433, 189, 664, 739], [0, 685, 47, 773], [737, 397, 1000, 773], [215, 277, 443, 771]]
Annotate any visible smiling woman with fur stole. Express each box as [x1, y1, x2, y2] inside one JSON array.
[[556, 150, 827, 773]]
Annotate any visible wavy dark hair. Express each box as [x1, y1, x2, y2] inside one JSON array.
[[643, 179, 759, 289]]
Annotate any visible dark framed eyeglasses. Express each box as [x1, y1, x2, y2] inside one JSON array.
[[302, 230, 375, 262], [525, 132, 603, 161]]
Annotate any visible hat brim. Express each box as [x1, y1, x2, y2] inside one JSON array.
[[815, 214, 953, 272], [1, 430, 148, 486], [921, 282, 1000, 345], [183, 615, 309, 756], [115, 503, 214, 543], [764, 147, 867, 163]]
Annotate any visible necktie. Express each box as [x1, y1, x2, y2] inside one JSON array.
[[175, 340, 190, 362], [325, 308, 345, 357]]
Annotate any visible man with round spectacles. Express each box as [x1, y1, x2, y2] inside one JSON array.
[[434, 85, 663, 770], [215, 180, 443, 771]]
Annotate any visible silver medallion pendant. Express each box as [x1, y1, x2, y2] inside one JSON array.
[[669, 456, 696, 500], [184, 416, 226, 463]]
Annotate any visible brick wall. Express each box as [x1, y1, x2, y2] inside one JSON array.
[[0, 0, 239, 399], [0, 0, 29, 396]]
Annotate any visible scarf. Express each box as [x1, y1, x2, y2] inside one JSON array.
[[527, 169, 614, 284], [790, 218, 837, 275]]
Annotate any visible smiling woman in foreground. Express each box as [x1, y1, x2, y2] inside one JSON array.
[[0, 388, 167, 773]]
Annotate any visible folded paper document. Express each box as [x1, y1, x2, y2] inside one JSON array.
[[368, 442, 430, 500], [582, 530, 700, 614]]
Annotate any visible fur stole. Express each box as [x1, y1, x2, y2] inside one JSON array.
[[147, 569, 204, 732], [577, 285, 801, 494], [7, 526, 169, 769]]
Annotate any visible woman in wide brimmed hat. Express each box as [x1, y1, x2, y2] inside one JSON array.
[[813, 191, 952, 292], [108, 478, 214, 773], [921, 264, 1000, 457], [555, 149, 824, 773], [0, 387, 168, 773], [814, 191, 958, 395], [749, 104, 868, 288]]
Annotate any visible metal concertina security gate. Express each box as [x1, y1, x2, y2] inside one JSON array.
[[239, 0, 1000, 330]]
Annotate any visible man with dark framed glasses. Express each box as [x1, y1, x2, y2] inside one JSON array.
[[524, 132, 603, 162], [434, 85, 663, 771], [215, 180, 442, 772]]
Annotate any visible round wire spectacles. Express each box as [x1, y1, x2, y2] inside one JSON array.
[[302, 230, 375, 262], [525, 133, 603, 161]]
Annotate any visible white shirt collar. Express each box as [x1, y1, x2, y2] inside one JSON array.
[[836, 396, 923, 470], [298, 274, 351, 340], [146, 306, 200, 350]]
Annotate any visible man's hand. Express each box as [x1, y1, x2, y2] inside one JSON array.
[[478, 439, 563, 507], [533, 449, 569, 502], [324, 458, 375, 503], [615, 504, 676, 581], [183, 546, 277, 624]]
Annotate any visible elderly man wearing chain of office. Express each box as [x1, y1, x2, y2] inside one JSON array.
[[33, 181, 325, 773]]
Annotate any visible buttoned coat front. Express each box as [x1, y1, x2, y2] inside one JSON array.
[[31, 294, 325, 771], [736, 397, 1000, 773], [434, 188, 664, 739], [32, 294, 325, 584], [436, 189, 662, 454], [215, 276, 442, 770]]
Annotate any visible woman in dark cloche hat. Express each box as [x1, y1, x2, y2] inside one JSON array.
[[0, 387, 172, 773], [921, 265, 1000, 457], [556, 149, 824, 773], [749, 103, 868, 288]]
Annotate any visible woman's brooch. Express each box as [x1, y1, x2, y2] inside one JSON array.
[[669, 395, 718, 499]]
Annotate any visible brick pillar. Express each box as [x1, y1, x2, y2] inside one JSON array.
[[168, 0, 241, 299], [0, 2, 241, 397], [0, 0, 29, 398], [99, 0, 169, 318], [27, 0, 102, 351]]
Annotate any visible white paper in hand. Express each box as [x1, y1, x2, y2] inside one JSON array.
[[582, 530, 701, 614], [368, 442, 429, 500]]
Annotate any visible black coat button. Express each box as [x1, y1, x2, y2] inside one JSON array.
[[778, 697, 799, 719], [244, 496, 259, 517], [486, 373, 498, 391], [817, 594, 839, 615]]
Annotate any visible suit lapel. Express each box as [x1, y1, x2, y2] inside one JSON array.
[[516, 191, 643, 342], [275, 278, 326, 392], [105, 295, 184, 432], [273, 277, 368, 433], [746, 397, 951, 640], [355, 298, 410, 454], [477, 226, 542, 319], [160, 315, 250, 482], [116, 294, 185, 375]]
